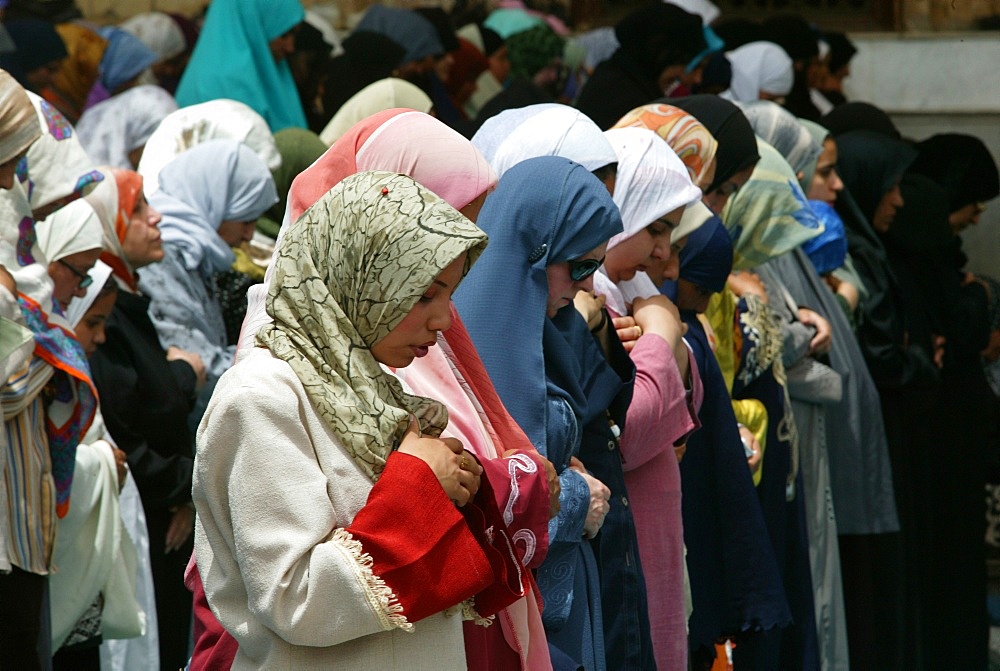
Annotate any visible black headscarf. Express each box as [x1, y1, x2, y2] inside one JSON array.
[[820, 101, 900, 139], [712, 18, 765, 51], [761, 15, 819, 65], [823, 31, 857, 73], [614, 3, 706, 82], [317, 31, 406, 132], [0, 19, 68, 88], [665, 94, 760, 193], [836, 130, 917, 225], [907, 133, 1000, 212], [414, 7, 460, 53], [835, 131, 938, 387]]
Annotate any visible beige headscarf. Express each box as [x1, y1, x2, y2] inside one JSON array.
[[257, 170, 488, 481], [319, 78, 432, 146], [0, 70, 41, 165]]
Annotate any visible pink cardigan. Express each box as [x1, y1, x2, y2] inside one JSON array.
[[610, 307, 703, 670]]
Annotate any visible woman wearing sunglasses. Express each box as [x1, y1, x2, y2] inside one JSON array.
[[455, 156, 624, 671]]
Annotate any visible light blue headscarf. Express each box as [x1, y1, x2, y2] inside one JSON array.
[[175, 0, 306, 131], [96, 27, 157, 92], [150, 139, 277, 275], [454, 156, 623, 450]]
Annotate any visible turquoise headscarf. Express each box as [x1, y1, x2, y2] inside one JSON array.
[[175, 0, 306, 132], [722, 138, 823, 270]]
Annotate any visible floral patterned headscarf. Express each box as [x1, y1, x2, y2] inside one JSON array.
[[613, 103, 719, 188], [257, 170, 488, 481]]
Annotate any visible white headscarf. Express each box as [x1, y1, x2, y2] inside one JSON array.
[[0, 91, 101, 311], [24, 92, 103, 218], [603, 127, 702, 249], [65, 260, 113, 327], [119, 11, 187, 62], [472, 103, 618, 178], [36, 197, 104, 263], [721, 41, 794, 102], [137, 99, 282, 194], [75, 85, 178, 169], [596, 127, 702, 314], [318, 78, 432, 146]]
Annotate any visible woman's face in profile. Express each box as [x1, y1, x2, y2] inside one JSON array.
[[371, 253, 466, 368], [545, 242, 607, 317]]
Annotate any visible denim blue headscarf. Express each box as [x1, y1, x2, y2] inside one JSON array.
[[175, 0, 306, 131], [801, 200, 848, 275], [96, 27, 157, 92], [454, 156, 623, 451]]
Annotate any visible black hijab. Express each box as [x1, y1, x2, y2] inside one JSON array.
[[614, 3, 706, 82], [907, 133, 1000, 212], [835, 130, 916, 226], [0, 19, 68, 89], [317, 31, 406, 132], [665, 94, 760, 193], [820, 101, 900, 139], [836, 131, 938, 387]]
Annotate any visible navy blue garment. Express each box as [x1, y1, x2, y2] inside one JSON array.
[[553, 306, 655, 670], [679, 313, 791, 662], [455, 157, 624, 670], [731, 366, 819, 671]]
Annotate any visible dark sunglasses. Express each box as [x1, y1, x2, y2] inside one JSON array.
[[568, 256, 604, 281], [59, 259, 94, 289]]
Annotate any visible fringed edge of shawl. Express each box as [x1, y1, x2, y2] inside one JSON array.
[[330, 528, 413, 633], [448, 598, 494, 627]]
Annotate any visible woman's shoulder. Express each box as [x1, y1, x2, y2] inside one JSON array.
[[213, 347, 300, 399]]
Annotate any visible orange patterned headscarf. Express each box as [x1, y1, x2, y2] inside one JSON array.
[[84, 167, 144, 290], [613, 103, 719, 189]]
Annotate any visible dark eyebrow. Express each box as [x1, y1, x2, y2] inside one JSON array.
[[433, 279, 450, 289]]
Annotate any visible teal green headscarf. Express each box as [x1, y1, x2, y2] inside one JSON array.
[[175, 0, 307, 132], [722, 138, 823, 270]]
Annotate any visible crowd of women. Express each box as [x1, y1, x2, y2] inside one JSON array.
[[0, 0, 997, 669]]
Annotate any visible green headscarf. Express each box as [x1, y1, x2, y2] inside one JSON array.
[[506, 24, 565, 81], [257, 128, 328, 238], [722, 138, 823, 271], [257, 171, 488, 481]]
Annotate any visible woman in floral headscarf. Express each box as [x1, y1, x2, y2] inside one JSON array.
[[194, 170, 519, 668], [228, 108, 553, 671]]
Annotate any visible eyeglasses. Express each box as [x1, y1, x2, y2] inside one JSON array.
[[568, 256, 604, 281], [58, 259, 93, 289]]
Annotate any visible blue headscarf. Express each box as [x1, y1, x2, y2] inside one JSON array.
[[355, 5, 443, 66], [801, 200, 848, 275], [96, 27, 157, 92], [454, 156, 623, 450], [175, 0, 306, 131], [679, 214, 733, 293]]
